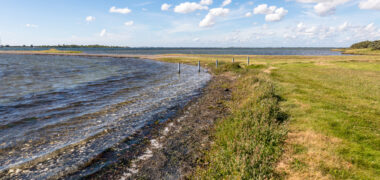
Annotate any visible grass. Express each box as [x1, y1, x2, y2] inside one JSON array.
[[196, 67, 287, 179], [272, 60, 380, 179], [32, 48, 82, 54], [333, 48, 380, 55], [155, 54, 380, 179], [157, 56, 287, 178]]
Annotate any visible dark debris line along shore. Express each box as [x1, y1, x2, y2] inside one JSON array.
[[86, 74, 233, 179]]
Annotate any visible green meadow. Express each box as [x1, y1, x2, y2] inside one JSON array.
[[156, 54, 380, 179]]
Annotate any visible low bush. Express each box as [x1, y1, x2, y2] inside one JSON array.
[[368, 40, 380, 50], [350, 41, 372, 49]]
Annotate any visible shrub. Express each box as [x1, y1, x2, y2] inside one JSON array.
[[368, 40, 380, 50], [350, 41, 372, 49]]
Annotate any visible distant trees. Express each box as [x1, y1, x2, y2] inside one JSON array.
[[368, 40, 380, 50], [350, 41, 371, 49], [350, 40, 380, 50]]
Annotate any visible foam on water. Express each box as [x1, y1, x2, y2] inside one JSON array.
[[0, 54, 211, 178]]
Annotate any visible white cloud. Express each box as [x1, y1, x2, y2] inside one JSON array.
[[100, 29, 107, 37], [26, 24, 38, 28], [253, 4, 288, 22], [254, 4, 276, 14], [124, 21, 134, 26], [338, 21, 350, 31], [174, 2, 208, 13], [265, 8, 288, 22], [245, 12, 252, 17], [294, 0, 351, 16], [359, 0, 380, 10], [161, 3, 171, 11], [200, 0, 213, 5], [109, 6, 131, 14], [85, 16, 95, 22], [199, 8, 229, 27], [222, 0, 232, 7]]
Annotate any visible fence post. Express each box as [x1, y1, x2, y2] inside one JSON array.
[[232, 57, 234, 63], [247, 56, 250, 65], [216, 59, 218, 68], [198, 61, 201, 72], [178, 62, 181, 74]]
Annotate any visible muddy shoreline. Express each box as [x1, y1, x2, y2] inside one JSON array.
[[82, 73, 233, 179]]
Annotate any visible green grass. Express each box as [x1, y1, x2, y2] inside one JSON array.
[[272, 60, 380, 179], [196, 68, 287, 179], [156, 56, 288, 179], [156, 54, 380, 179], [334, 48, 380, 55]]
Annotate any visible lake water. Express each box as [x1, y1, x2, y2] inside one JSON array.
[[0, 47, 343, 55], [0, 54, 210, 178]]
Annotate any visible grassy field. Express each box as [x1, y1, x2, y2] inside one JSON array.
[[156, 54, 380, 179], [333, 48, 380, 55]]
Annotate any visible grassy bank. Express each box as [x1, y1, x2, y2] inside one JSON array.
[[156, 54, 380, 179], [333, 48, 380, 55], [157, 56, 288, 178], [197, 67, 287, 179]]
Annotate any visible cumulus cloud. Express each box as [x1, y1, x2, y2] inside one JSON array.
[[124, 21, 134, 26], [245, 12, 252, 17], [26, 24, 38, 28], [253, 4, 288, 22], [359, 0, 380, 10], [100, 29, 107, 37], [161, 3, 171, 11], [86, 16, 95, 22], [294, 0, 351, 16], [222, 0, 232, 7], [200, 0, 213, 5], [199, 8, 229, 27], [174, 2, 208, 13], [109, 6, 131, 14]]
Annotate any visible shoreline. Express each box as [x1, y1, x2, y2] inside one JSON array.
[[0, 51, 223, 179], [85, 73, 233, 179]]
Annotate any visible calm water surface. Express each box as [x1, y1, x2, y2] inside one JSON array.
[[0, 47, 343, 55], [0, 54, 210, 178]]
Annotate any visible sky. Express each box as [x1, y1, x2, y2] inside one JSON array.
[[0, 0, 380, 47]]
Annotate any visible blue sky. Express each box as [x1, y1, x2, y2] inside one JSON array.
[[0, 0, 380, 47]]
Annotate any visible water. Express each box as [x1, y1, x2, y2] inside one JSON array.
[[0, 54, 211, 178], [0, 47, 343, 55]]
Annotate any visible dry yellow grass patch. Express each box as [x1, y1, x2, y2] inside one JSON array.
[[263, 66, 278, 74], [276, 130, 353, 180]]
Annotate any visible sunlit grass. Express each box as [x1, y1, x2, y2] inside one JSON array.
[[156, 54, 380, 179], [333, 48, 380, 55]]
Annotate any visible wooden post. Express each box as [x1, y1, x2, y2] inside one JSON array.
[[216, 59, 218, 68], [178, 62, 181, 74], [198, 61, 201, 72], [247, 56, 250, 65], [232, 57, 234, 63]]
